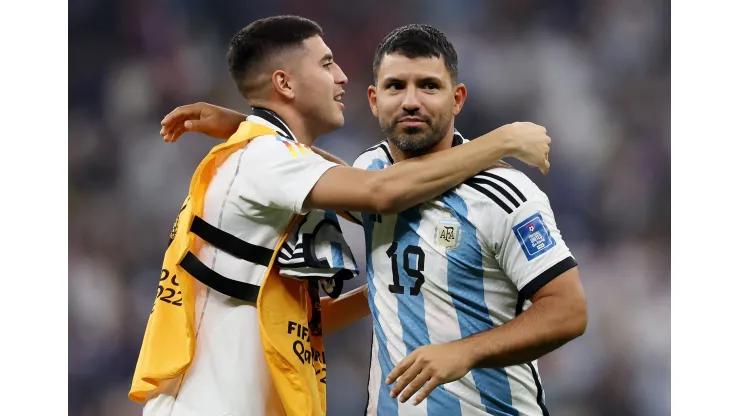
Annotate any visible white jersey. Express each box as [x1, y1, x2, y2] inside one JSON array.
[[143, 109, 339, 416], [354, 132, 577, 416]]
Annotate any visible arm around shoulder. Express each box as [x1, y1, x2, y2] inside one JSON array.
[[306, 128, 525, 215], [304, 166, 400, 214]]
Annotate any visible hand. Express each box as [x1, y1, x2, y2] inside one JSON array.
[[160, 102, 247, 143], [385, 342, 473, 405], [489, 122, 552, 174]]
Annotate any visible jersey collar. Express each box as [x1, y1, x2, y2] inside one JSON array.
[[248, 107, 298, 141], [452, 129, 465, 147]]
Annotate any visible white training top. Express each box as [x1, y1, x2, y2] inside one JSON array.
[[143, 109, 339, 416]]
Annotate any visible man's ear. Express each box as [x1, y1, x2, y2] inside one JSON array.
[[368, 85, 379, 117], [272, 70, 295, 100], [452, 82, 467, 116]]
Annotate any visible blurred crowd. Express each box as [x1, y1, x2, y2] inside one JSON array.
[[69, 0, 670, 415]]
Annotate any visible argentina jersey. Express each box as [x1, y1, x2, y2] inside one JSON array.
[[353, 131, 577, 416]]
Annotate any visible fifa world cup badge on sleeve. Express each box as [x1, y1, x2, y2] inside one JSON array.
[[435, 213, 462, 251], [513, 212, 555, 261]]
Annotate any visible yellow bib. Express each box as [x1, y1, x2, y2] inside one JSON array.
[[129, 121, 328, 415]]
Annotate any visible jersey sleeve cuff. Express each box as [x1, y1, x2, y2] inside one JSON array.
[[294, 162, 340, 214], [518, 256, 578, 301]]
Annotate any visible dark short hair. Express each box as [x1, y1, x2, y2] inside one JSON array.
[[372, 24, 458, 83], [228, 15, 323, 96]]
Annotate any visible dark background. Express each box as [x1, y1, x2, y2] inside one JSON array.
[[69, 0, 670, 414]]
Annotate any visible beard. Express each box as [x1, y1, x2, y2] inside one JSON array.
[[380, 113, 451, 157]]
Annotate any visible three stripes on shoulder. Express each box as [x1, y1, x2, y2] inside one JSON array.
[[359, 140, 527, 215], [463, 172, 527, 214]]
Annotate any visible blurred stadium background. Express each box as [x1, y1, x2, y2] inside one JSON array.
[[69, 0, 670, 415]]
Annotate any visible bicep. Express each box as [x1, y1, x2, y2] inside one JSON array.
[[530, 266, 588, 336], [530, 266, 585, 304]]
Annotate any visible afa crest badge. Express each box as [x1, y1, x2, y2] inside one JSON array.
[[435, 214, 462, 251]]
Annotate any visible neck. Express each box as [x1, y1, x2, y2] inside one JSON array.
[[251, 102, 318, 146], [388, 123, 456, 163]]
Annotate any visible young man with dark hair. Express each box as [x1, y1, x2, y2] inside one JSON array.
[[138, 16, 554, 416]]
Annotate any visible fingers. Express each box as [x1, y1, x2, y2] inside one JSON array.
[[160, 104, 206, 142], [161, 107, 185, 127], [535, 134, 551, 174], [390, 362, 424, 399], [160, 107, 190, 143], [163, 126, 185, 143], [539, 158, 551, 175], [506, 122, 552, 174], [386, 355, 414, 386], [410, 376, 441, 406], [539, 147, 551, 174], [398, 369, 432, 403], [160, 123, 175, 138], [521, 149, 551, 174], [161, 103, 202, 126], [160, 104, 204, 141]]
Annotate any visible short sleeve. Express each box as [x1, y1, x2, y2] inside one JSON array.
[[239, 135, 339, 215], [494, 190, 577, 301]]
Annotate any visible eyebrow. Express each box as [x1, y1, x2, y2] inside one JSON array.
[[382, 76, 444, 87], [382, 77, 404, 86], [418, 76, 443, 85], [320, 53, 333, 63]]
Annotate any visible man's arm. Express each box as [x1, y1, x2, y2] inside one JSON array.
[[304, 122, 550, 214], [462, 267, 586, 367], [386, 268, 586, 404], [159, 103, 358, 169], [160, 103, 247, 142], [319, 284, 370, 335], [160, 102, 552, 215]]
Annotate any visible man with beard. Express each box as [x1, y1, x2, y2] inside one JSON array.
[[159, 23, 587, 416], [351, 24, 587, 416]]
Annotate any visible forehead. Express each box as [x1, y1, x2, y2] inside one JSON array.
[[302, 35, 332, 58], [377, 53, 448, 81]]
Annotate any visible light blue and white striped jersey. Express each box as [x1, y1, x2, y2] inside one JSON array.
[[352, 131, 577, 416]]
